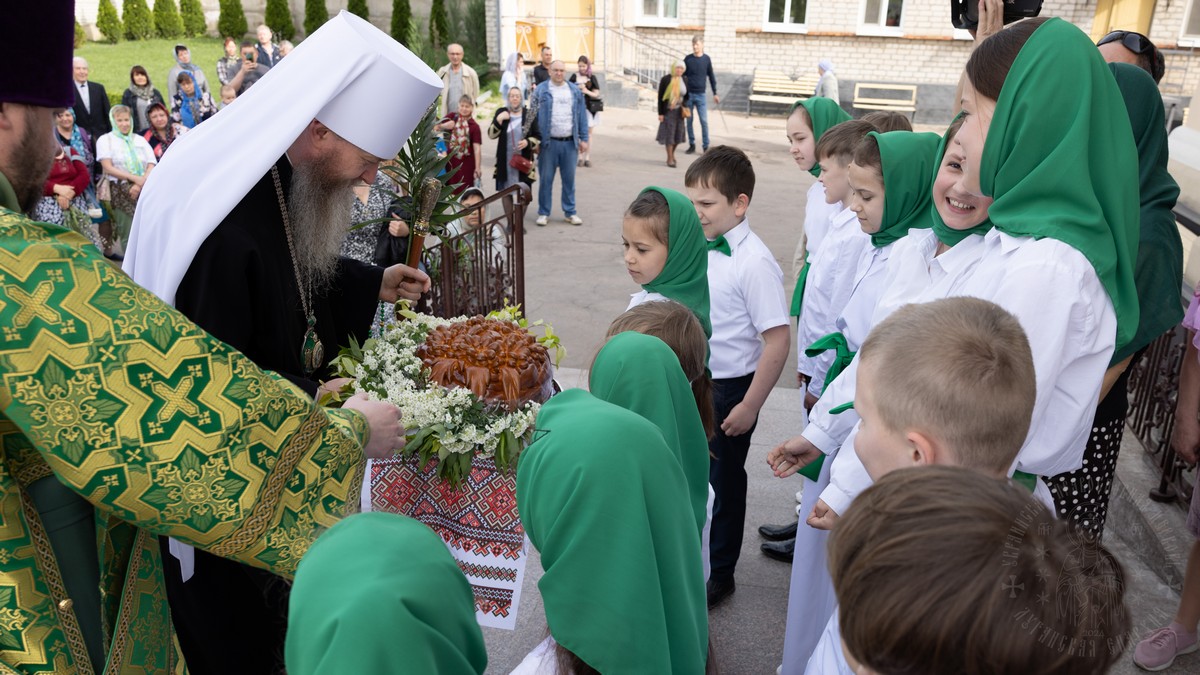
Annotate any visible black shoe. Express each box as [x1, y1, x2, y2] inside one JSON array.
[[706, 577, 735, 609], [761, 538, 795, 563], [685, 145, 696, 154], [757, 521, 798, 541]]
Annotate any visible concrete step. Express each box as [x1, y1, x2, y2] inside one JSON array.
[[1109, 430, 1190, 590]]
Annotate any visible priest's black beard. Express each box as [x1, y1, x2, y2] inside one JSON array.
[[287, 157, 353, 295], [14, 117, 53, 214]]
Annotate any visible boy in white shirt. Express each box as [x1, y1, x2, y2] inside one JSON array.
[[808, 296, 1037, 674], [684, 146, 789, 608]]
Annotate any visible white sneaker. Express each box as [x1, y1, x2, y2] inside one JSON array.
[[566, 214, 584, 226], [535, 215, 548, 226]]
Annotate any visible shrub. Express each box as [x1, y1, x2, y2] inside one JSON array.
[[391, 0, 412, 45], [304, 0, 328, 37], [217, 0, 248, 39], [464, 0, 487, 67], [153, 0, 185, 39], [96, 0, 123, 43], [180, 0, 207, 37], [429, 0, 450, 51], [347, 0, 369, 21], [74, 19, 87, 48], [123, 0, 154, 40], [264, 0, 295, 41]]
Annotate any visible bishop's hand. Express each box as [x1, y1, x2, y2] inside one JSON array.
[[379, 263, 431, 303], [343, 393, 405, 459]]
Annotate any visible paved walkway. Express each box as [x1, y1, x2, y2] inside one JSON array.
[[478, 107, 1190, 674]]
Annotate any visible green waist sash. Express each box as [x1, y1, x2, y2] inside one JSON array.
[[789, 260, 811, 318], [796, 334, 856, 482]]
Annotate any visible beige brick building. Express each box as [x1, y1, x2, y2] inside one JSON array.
[[493, 0, 1200, 122]]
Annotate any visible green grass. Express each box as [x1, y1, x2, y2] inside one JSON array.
[[76, 37, 228, 105]]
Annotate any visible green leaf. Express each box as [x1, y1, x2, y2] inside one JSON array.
[[0, 588, 14, 606], [42, 360, 69, 394], [140, 485, 176, 508]]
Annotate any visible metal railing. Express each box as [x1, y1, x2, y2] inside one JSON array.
[[599, 24, 687, 90], [1127, 326, 1195, 507], [418, 183, 529, 318]]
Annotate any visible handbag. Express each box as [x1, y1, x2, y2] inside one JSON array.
[[96, 174, 112, 202], [681, 105, 692, 119], [586, 96, 604, 114], [509, 154, 533, 174]]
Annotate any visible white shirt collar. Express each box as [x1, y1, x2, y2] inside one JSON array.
[[714, 218, 751, 249]]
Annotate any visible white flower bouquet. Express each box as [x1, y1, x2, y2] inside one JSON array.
[[332, 303, 563, 485]]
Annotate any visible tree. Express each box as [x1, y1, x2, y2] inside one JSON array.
[[96, 0, 123, 43], [304, 0, 328, 37], [265, 0, 295, 41], [180, 0, 207, 37], [153, 0, 185, 39], [429, 0, 450, 51], [123, 0, 154, 40], [390, 0, 412, 45], [217, 0, 248, 39], [347, 0, 369, 21], [75, 19, 87, 48], [463, 0, 487, 67]]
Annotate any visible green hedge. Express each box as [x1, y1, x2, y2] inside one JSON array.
[[97, 0, 123, 43], [304, 0, 328, 37], [180, 0, 206, 37], [218, 0, 248, 39], [154, 0, 185, 39], [348, 0, 369, 21], [391, 0, 412, 45], [265, 0, 295, 41], [123, 0, 154, 41]]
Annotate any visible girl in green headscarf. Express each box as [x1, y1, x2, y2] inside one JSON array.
[[622, 186, 712, 337], [591, 331, 711, 540], [787, 97, 853, 318], [515, 389, 710, 674], [952, 16, 1139, 529], [285, 513, 487, 675]]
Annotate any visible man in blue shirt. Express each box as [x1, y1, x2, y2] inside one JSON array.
[[682, 35, 720, 154]]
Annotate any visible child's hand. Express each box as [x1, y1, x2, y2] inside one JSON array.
[[806, 499, 839, 531], [1172, 413, 1200, 465], [766, 435, 822, 477], [721, 402, 758, 436]]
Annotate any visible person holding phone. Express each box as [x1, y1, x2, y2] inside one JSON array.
[[222, 40, 271, 96]]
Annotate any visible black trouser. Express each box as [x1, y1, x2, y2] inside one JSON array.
[[708, 373, 758, 582], [158, 537, 290, 675]]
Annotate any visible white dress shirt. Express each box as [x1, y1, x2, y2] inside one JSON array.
[[811, 230, 1113, 514], [708, 219, 790, 380], [626, 289, 667, 310], [798, 181, 843, 267], [804, 609, 854, 675], [796, 207, 867, 393], [76, 81, 91, 112]]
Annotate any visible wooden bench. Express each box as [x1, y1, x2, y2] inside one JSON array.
[[747, 69, 820, 115], [852, 83, 918, 118]]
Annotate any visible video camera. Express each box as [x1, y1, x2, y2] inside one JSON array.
[[951, 0, 1043, 31]]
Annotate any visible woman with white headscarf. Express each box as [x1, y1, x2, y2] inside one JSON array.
[[815, 59, 839, 104], [500, 52, 527, 102]]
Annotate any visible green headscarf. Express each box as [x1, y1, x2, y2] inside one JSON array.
[[1108, 62, 1184, 363], [978, 17, 1140, 351], [930, 114, 993, 247], [590, 332, 710, 536], [285, 513, 487, 675], [640, 186, 712, 337], [869, 130, 940, 248], [792, 97, 853, 176], [518, 389, 709, 674], [107, 106, 146, 176]]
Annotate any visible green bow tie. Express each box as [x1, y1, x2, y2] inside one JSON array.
[[706, 236, 731, 256]]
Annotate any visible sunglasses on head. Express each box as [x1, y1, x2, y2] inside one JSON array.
[[1098, 30, 1165, 82]]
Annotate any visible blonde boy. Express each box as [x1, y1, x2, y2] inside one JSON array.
[[684, 146, 789, 608], [803, 297, 1038, 674]]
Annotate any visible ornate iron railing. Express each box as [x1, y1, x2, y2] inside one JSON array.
[[1127, 326, 1195, 506], [419, 183, 529, 318]]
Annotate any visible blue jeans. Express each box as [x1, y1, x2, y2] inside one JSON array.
[[686, 94, 710, 149], [537, 138, 578, 217]]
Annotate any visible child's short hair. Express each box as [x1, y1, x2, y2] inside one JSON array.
[[684, 145, 755, 203], [607, 301, 714, 438], [830, 466, 1129, 675], [815, 120, 876, 165], [624, 190, 671, 246], [220, 84, 237, 96], [861, 110, 913, 133], [858, 297, 1034, 473], [851, 133, 883, 181], [459, 94, 474, 106]]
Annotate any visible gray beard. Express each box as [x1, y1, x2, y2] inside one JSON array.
[[287, 160, 353, 296]]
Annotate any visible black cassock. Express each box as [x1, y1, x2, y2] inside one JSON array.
[[163, 156, 383, 674]]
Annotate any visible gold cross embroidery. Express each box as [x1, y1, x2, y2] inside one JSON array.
[[150, 376, 199, 422], [7, 281, 61, 328]]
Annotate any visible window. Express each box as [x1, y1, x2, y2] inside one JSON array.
[[862, 0, 903, 28], [766, 0, 807, 28], [1184, 0, 1200, 42], [642, 0, 679, 20]]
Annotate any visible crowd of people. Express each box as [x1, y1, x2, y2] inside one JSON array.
[[4, 1, 1200, 674]]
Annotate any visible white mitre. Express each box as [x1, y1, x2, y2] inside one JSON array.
[[124, 11, 443, 305]]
